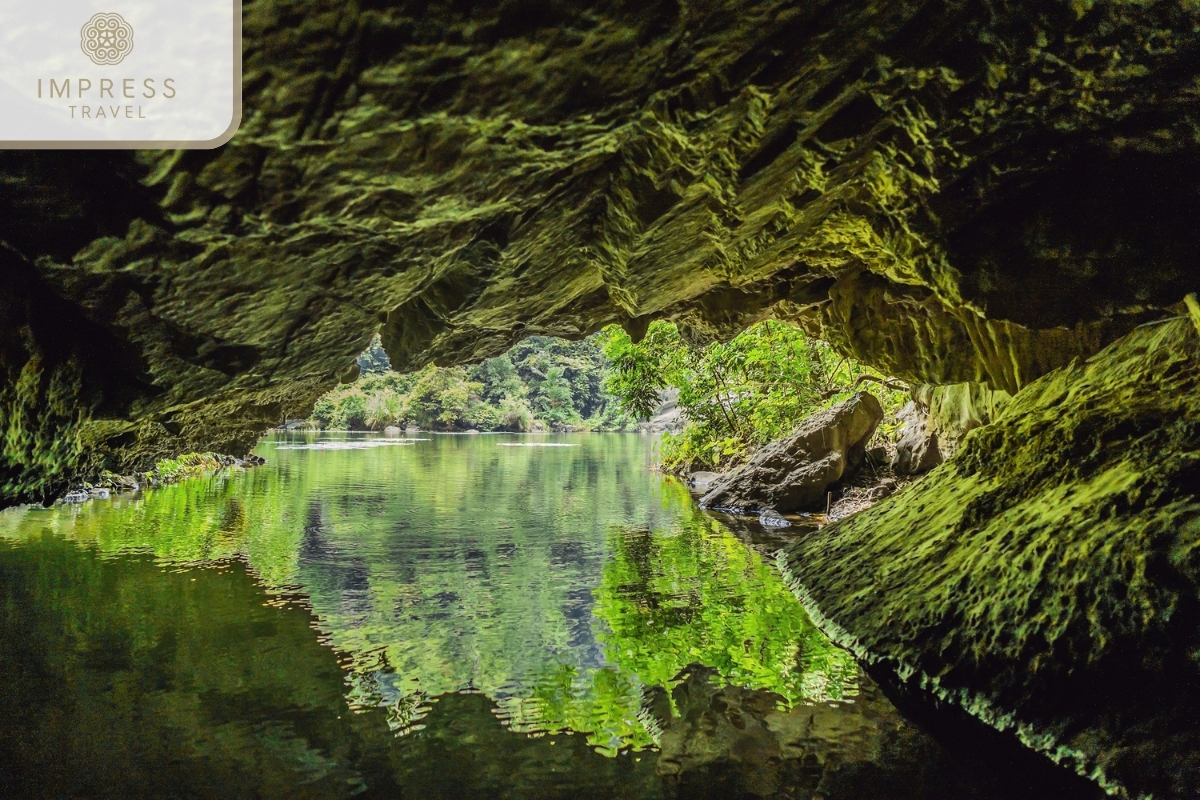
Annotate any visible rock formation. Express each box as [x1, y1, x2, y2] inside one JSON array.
[[782, 317, 1200, 799], [890, 401, 942, 475], [699, 391, 882, 512], [3, 0, 1198, 503]]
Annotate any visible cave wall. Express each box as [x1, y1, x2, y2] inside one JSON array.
[[782, 316, 1200, 798], [3, 0, 1199, 503]]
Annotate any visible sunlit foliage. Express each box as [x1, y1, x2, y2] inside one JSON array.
[[601, 320, 907, 471], [312, 335, 635, 432]]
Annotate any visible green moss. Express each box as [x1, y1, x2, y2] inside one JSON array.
[[783, 318, 1200, 798]]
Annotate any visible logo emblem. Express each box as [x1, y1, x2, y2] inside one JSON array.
[[80, 13, 134, 65]]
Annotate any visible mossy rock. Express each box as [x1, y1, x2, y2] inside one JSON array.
[[782, 317, 1200, 798]]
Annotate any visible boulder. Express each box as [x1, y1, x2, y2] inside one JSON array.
[[699, 393, 883, 513], [383, 426, 402, 436], [865, 444, 890, 467], [782, 318, 1200, 799], [891, 402, 943, 475]]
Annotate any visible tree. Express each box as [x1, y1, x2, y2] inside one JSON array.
[[601, 320, 906, 472], [307, 332, 637, 433]]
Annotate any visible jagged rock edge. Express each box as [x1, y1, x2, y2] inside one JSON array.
[[773, 550, 1126, 798]]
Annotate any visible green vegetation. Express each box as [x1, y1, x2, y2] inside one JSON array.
[[782, 317, 1200, 798], [309, 335, 635, 432], [601, 320, 907, 472]]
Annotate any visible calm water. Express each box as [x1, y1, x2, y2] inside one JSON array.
[[0, 433, 1098, 799]]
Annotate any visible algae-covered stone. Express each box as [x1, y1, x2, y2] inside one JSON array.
[[782, 318, 1200, 799], [891, 402, 942, 475]]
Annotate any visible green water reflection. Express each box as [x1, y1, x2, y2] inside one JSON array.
[[0, 433, 854, 762]]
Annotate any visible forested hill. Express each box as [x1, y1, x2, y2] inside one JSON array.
[[308, 334, 634, 433]]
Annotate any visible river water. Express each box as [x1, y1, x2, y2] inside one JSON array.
[[0, 432, 1097, 799]]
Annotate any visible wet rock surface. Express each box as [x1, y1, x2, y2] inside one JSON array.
[[4, 0, 1200, 502], [685, 471, 723, 492], [700, 392, 882, 513], [783, 318, 1200, 799]]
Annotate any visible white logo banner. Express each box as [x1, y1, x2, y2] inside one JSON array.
[[0, 0, 240, 148]]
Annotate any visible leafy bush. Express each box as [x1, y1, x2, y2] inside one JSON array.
[[601, 320, 907, 472], [333, 391, 368, 430], [365, 389, 405, 430], [498, 396, 536, 432]]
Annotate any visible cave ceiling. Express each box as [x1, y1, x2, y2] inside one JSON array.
[[2, 0, 1199, 502]]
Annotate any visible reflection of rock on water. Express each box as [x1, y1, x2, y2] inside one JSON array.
[[649, 665, 883, 799], [646, 664, 1102, 800]]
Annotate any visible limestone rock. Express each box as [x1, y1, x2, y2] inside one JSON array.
[[890, 402, 942, 475], [912, 382, 1013, 460], [640, 388, 684, 434], [3, 0, 1199, 504], [782, 318, 1200, 799], [383, 426, 402, 435], [700, 392, 882, 513]]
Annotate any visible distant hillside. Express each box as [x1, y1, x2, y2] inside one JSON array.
[[307, 334, 636, 432]]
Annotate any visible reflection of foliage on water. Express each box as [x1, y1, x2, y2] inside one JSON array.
[[0, 437, 854, 757], [495, 489, 858, 754], [594, 507, 858, 709], [496, 663, 652, 757]]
